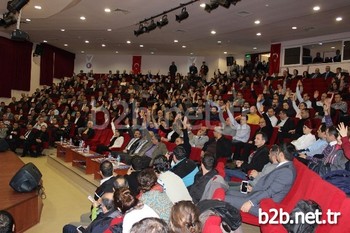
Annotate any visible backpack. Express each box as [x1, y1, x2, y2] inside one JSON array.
[[197, 199, 242, 232], [322, 169, 350, 195], [283, 200, 321, 233]]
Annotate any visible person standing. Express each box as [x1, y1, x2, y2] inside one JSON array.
[[200, 61, 209, 82], [169, 61, 177, 77]]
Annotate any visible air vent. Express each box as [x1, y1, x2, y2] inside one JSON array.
[[236, 11, 251, 17], [303, 27, 315, 32]]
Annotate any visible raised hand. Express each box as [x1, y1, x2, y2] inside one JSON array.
[[337, 122, 348, 138]]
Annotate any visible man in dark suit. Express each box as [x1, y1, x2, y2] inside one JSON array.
[[225, 143, 297, 216], [20, 124, 36, 157], [333, 49, 341, 62], [32, 125, 49, 157], [94, 160, 116, 200], [6, 122, 21, 153], [276, 109, 295, 143], [225, 132, 270, 180], [321, 66, 335, 79], [202, 126, 232, 159]]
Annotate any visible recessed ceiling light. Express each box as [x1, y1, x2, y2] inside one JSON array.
[[126, 40, 131, 44], [60, 29, 65, 32], [265, 4, 269, 7], [115, 51, 119, 53], [336, 17, 343, 21], [254, 20, 260, 25], [224, 52, 227, 54], [102, 44, 106, 47], [217, 40, 222, 44], [313, 6, 320, 11], [34, 5, 41, 10], [190, 52, 194, 55], [256, 32, 262, 36], [81, 51, 85, 54], [25, 18, 31, 22], [139, 45, 144, 48], [292, 26, 297, 30], [43, 40, 47, 43], [200, 3, 206, 8], [319, 42, 323, 45], [331, 46, 335, 49], [211, 30, 216, 35], [253, 47, 257, 50], [80, 16, 86, 20], [150, 52, 154, 55], [174, 39, 178, 43], [107, 29, 112, 32], [85, 40, 89, 43], [104, 8, 111, 13], [64, 44, 68, 47], [182, 45, 186, 48]]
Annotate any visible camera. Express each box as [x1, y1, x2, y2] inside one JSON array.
[[240, 181, 249, 194]]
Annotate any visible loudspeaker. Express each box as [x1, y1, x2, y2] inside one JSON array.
[[0, 139, 9, 152], [226, 56, 234, 66], [9, 163, 42, 192], [33, 44, 43, 57]]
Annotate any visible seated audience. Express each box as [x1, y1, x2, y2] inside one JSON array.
[[137, 168, 173, 222], [130, 218, 169, 233], [169, 201, 201, 233], [96, 129, 124, 154], [225, 143, 297, 216]]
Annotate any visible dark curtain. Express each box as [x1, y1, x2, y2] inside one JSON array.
[[13, 40, 33, 91], [40, 44, 75, 85], [40, 43, 55, 85], [0, 37, 32, 97], [54, 48, 75, 79]]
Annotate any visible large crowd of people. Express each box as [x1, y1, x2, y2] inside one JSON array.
[[1, 60, 350, 232]]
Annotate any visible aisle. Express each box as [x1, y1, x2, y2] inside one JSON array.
[[20, 150, 89, 233]]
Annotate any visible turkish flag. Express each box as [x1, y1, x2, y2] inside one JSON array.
[[269, 43, 281, 75], [132, 56, 142, 74]]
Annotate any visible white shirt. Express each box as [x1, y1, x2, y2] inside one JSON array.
[[291, 133, 316, 150], [122, 204, 159, 233], [158, 171, 192, 204], [269, 115, 278, 127]]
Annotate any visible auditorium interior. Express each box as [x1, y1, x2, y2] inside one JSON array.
[[1, 0, 350, 233]]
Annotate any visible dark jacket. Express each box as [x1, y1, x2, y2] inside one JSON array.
[[189, 169, 218, 203], [240, 145, 270, 173]]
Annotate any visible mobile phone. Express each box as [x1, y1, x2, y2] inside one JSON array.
[[77, 225, 86, 233], [240, 181, 249, 194], [87, 195, 95, 203]]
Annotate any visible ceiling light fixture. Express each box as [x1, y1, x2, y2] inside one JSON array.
[[200, 3, 206, 8], [81, 51, 85, 53], [80, 16, 86, 20], [204, 2, 219, 13], [182, 45, 186, 48], [176, 7, 189, 22], [64, 44, 68, 47], [313, 6, 320, 11], [34, 5, 41, 10], [146, 20, 157, 32], [126, 40, 131, 44], [104, 8, 111, 13], [134, 24, 147, 36], [224, 51, 227, 54], [157, 15, 168, 28], [292, 26, 297, 30], [0, 12, 17, 28], [253, 47, 257, 50], [256, 32, 261, 36], [140, 45, 144, 47], [102, 44, 106, 47], [25, 18, 31, 22], [336, 17, 342, 21], [43, 40, 47, 43], [7, 0, 30, 13], [135, 0, 197, 35], [174, 39, 178, 43], [85, 40, 89, 43], [254, 20, 260, 24], [60, 29, 65, 32], [204, 0, 241, 12], [211, 30, 216, 35], [107, 29, 112, 31]]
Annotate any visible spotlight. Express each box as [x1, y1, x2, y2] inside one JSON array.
[[146, 20, 157, 32], [176, 7, 189, 22], [204, 2, 219, 13], [157, 15, 168, 28], [218, 0, 232, 8], [134, 24, 147, 36], [0, 12, 17, 28], [7, 0, 30, 13]]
